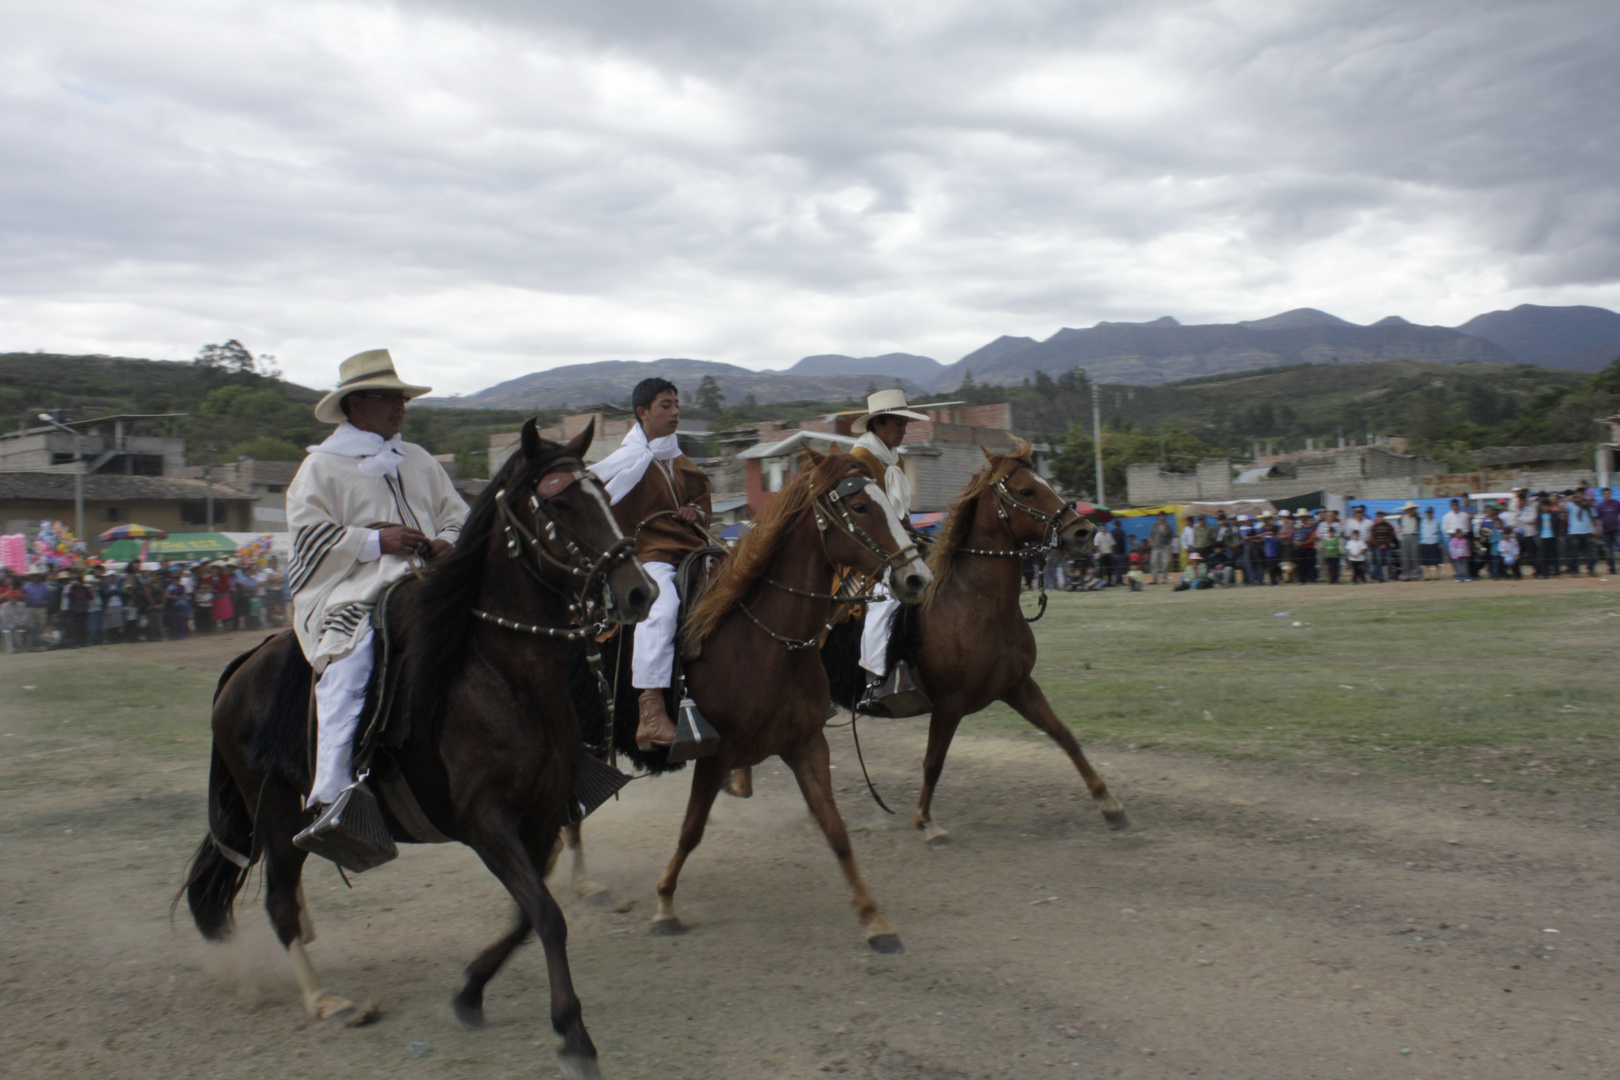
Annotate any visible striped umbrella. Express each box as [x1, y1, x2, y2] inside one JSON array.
[[97, 523, 169, 542]]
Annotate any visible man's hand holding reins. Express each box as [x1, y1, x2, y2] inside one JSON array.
[[378, 525, 449, 560]]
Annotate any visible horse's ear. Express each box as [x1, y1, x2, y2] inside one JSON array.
[[565, 417, 595, 460], [803, 446, 826, 466], [520, 418, 542, 460], [981, 446, 997, 462]]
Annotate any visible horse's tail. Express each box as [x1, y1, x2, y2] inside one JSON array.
[[178, 742, 256, 941]]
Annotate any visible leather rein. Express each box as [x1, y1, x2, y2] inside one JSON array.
[[739, 474, 923, 650], [472, 467, 638, 640], [956, 475, 1084, 624]]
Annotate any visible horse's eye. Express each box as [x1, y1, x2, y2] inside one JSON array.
[[1020, 488, 1036, 498], [850, 502, 869, 513]]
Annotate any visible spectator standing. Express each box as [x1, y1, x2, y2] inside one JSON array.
[[1294, 512, 1318, 583], [166, 577, 190, 639], [1108, 521, 1128, 585], [1565, 493, 1597, 576], [1345, 532, 1368, 583], [1261, 525, 1282, 584], [1319, 518, 1343, 584], [1396, 503, 1422, 580], [1441, 499, 1472, 541], [1090, 525, 1114, 585], [1368, 511, 1397, 583], [1240, 515, 1265, 584], [1418, 507, 1444, 580], [1149, 511, 1175, 584], [1478, 509, 1505, 580], [1192, 515, 1216, 560], [194, 570, 215, 633], [1597, 487, 1620, 574], [101, 573, 124, 644], [1448, 530, 1472, 582], [1276, 511, 1296, 571], [23, 571, 50, 649], [65, 573, 91, 647], [211, 566, 236, 630], [1499, 529, 1521, 578]]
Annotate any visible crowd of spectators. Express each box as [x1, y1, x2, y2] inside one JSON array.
[[0, 558, 286, 652], [1027, 485, 1620, 592]]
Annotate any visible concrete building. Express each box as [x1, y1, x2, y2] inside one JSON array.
[[488, 408, 711, 475], [174, 459, 301, 528], [0, 414, 187, 475], [1127, 443, 1447, 506], [0, 472, 255, 538]]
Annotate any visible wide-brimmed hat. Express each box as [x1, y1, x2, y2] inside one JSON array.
[[314, 349, 432, 424], [850, 388, 930, 434], [1402, 501, 1419, 510]]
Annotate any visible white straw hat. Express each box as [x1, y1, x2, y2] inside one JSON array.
[[850, 388, 930, 434], [314, 349, 432, 424]]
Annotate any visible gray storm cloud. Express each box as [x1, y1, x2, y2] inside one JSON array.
[[1, 0, 1617, 394]]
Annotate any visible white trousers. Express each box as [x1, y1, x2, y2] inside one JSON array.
[[632, 560, 679, 690], [310, 624, 373, 805], [860, 582, 899, 678]]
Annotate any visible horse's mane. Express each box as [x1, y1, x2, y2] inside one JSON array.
[[926, 438, 1034, 600], [407, 428, 577, 739], [682, 450, 857, 650]]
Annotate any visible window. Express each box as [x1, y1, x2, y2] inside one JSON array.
[[99, 507, 128, 523], [179, 501, 211, 526], [263, 484, 285, 494]]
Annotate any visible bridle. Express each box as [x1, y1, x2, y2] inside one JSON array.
[[472, 465, 638, 640], [957, 469, 1087, 623], [740, 473, 925, 650]]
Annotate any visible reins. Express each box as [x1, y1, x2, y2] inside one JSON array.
[[955, 476, 1083, 624], [736, 475, 916, 650]]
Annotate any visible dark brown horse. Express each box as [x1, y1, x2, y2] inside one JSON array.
[[905, 443, 1126, 843], [179, 420, 654, 1080], [654, 447, 933, 950]]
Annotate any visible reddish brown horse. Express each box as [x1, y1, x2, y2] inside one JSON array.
[[180, 421, 653, 1080], [905, 443, 1126, 843], [652, 448, 932, 950]]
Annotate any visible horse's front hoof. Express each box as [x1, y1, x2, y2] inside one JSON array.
[[557, 1050, 605, 1080], [650, 917, 686, 937], [867, 933, 905, 955], [306, 992, 357, 1021], [922, 824, 951, 847], [452, 994, 485, 1030], [1103, 808, 1132, 832]]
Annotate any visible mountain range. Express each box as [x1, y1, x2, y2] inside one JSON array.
[[421, 303, 1620, 409]]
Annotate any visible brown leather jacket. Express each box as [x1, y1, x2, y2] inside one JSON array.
[[610, 455, 713, 564]]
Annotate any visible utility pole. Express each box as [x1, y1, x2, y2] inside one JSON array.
[[204, 445, 215, 533], [1090, 382, 1106, 505], [38, 413, 84, 540]]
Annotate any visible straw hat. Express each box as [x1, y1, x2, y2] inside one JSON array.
[[850, 388, 930, 434], [313, 349, 432, 424]]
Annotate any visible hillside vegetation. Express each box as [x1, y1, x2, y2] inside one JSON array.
[[0, 350, 536, 476]]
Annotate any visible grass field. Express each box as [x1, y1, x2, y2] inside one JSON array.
[[3, 577, 1616, 803], [967, 576, 1620, 792]]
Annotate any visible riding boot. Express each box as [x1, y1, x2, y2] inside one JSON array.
[[857, 660, 932, 719], [636, 689, 677, 751]]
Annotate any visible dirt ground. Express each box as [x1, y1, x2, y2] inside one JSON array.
[[4, 617, 1619, 1080]]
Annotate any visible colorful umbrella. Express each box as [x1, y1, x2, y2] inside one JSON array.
[[1072, 501, 1114, 523], [98, 523, 169, 542]]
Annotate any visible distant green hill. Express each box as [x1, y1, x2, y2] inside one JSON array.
[[0, 352, 536, 476]]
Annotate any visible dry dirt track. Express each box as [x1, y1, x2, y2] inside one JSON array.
[[5, 631, 1620, 1080]]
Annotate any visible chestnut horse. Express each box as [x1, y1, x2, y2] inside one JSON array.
[[179, 421, 654, 1080]]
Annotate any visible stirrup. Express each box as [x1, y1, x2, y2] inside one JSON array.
[[292, 777, 398, 873], [856, 661, 932, 719], [666, 696, 721, 763]]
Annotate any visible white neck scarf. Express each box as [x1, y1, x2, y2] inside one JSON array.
[[589, 423, 682, 506], [855, 430, 912, 514], [308, 421, 407, 479]]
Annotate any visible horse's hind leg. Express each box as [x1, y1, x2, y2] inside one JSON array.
[[652, 754, 728, 936], [259, 780, 363, 1019], [913, 706, 966, 846], [1001, 676, 1129, 830], [453, 908, 532, 1030], [469, 825, 599, 1080], [557, 823, 612, 905], [780, 733, 903, 954]]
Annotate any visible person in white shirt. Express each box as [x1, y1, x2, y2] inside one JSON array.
[[1440, 498, 1472, 539], [1091, 520, 1116, 583], [1342, 506, 1373, 543]]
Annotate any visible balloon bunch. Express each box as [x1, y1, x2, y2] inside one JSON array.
[[235, 534, 277, 568], [32, 521, 89, 570]]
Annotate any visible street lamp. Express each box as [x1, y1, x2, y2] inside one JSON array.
[[38, 413, 85, 541]]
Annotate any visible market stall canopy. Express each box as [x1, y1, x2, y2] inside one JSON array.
[[97, 523, 168, 542], [100, 532, 239, 563], [1072, 501, 1114, 523]]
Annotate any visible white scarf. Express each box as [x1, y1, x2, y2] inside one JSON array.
[[307, 421, 407, 479], [589, 422, 682, 506], [855, 430, 912, 515]]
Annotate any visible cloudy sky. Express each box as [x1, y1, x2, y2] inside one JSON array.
[[3, 0, 1618, 394]]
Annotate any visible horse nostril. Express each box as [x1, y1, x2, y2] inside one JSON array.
[[904, 573, 926, 594], [626, 587, 647, 610]]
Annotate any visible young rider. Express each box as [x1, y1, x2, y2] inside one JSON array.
[[286, 350, 468, 842], [589, 378, 713, 750], [847, 389, 930, 713]]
